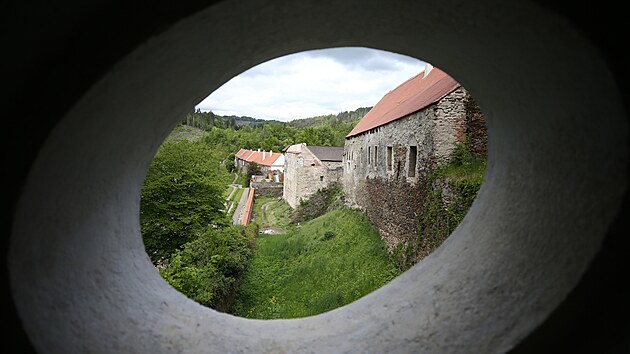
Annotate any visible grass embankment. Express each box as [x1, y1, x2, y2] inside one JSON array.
[[251, 197, 294, 232], [232, 208, 401, 319]]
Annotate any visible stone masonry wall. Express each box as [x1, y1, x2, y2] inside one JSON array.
[[283, 145, 343, 209], [253, 181, 284, 198], [342, 87, 482, 249]]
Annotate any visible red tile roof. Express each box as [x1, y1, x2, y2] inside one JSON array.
[[236, 149, 282, 166], [346, 66, 460, 138], [236, 149, 251, 160], [249, 151, 282, 166]]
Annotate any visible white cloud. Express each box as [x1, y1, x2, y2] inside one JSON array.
[[196, 47, 426, 122]]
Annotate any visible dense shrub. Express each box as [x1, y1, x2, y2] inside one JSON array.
[[159, 224, 257, 312], [140, 140, 228, 264]]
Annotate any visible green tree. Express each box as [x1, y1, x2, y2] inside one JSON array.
[[159, 225, 256, 311], [140, 140, 227, 264], [245, 163, 262, 187]]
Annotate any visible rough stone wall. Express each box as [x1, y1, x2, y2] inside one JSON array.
[[362, 178, 426, 250], [464, 92, 488, 156], [282, 145, 343, 209], [234, 158, 249, 174], [253, 182, 284, 198], [342, 87, 483, 248], [282, 150, 300, 208]]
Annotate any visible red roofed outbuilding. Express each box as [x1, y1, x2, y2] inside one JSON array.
[[234, 148, 285, 178]]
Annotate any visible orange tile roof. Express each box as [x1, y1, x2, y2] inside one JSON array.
[[249, 151, 282, 166], [346, 66, 460, 138], [235, 149, 249, 159], [244, 151, 257, 162], [236, 149, 282, 166]]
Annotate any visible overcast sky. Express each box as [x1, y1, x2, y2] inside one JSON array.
[[196, 47, 426, 122]]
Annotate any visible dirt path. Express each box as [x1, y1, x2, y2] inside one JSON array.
[[259, 201, 284, 234]]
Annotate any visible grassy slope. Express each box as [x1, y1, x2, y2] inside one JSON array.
[[232, 208, 401, 319], [250, 198, 294, 232]]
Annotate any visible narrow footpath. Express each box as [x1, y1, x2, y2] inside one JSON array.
[[224, 173, 239, 214], [231, 187, 250, 225]]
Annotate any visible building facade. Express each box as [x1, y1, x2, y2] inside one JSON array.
[[341, 65, 486, 248], [234, 148, 285, 178], [282, 143, 343, 209]]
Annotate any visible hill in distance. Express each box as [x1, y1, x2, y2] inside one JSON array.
[[186, 106, 372, 131]]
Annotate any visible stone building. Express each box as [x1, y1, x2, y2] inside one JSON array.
[[234, 148, 285, 180], [342, 64, 486, 248], [282, 143, 344, 209]]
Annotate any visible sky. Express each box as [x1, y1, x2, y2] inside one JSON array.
[[196, 47, 426, 122]]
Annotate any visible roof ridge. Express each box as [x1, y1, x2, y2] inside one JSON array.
[[346, 66, 460, 138]]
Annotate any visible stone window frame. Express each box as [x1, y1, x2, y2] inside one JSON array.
[[387, 146, 393, 172], [408, 146, 417, 177], [360, 147, 363, 166]]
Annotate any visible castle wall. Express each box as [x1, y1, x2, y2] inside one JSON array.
[[342, 87, 481, 248]]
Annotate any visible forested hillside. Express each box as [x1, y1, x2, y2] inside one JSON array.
[[181, 107, 368, 151], [285, 107, 372, 129]]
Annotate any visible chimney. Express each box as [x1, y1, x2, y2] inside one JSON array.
[[270, 150, 273, 157], [262, 150, 266, 160], [423, 63, 434, 78], [257, 148, 260, 152]]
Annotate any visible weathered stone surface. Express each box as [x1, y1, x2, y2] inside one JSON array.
[[283, 144, 343, 209], [253, 181, 283, 198], [342, 87, 483, 249]]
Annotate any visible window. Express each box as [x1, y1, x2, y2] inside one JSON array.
[[387, 146, 393, 171], [368, 146, 371, 165], [408, 146, 417, 177], [374, 146, 378, 166], [320, 176, 324, 182]]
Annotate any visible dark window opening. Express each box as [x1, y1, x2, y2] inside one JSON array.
[[387, 146, 393, 171], [408, 146, 417, 177]]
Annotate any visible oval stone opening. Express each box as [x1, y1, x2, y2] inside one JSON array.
[[141, 47, 487, 319]]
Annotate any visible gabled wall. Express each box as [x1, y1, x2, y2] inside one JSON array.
[[283, 144, 342, 209]]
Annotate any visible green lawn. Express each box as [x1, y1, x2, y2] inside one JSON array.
[[231, 208, 401, 319]]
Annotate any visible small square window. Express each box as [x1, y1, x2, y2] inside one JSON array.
[[320, 176, 324, 182]]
